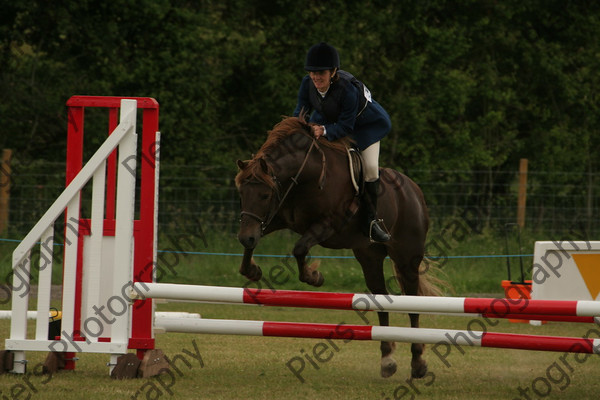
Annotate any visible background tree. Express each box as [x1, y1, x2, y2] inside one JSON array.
[[1, 0, 598, 232]]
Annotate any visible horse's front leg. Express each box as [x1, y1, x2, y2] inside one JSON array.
[[293, 221, 336, 287], [239, 247, 262, 281]]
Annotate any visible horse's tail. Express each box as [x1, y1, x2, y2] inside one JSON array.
[[417, 257, 451, 296], [390, 257, 450, 297]]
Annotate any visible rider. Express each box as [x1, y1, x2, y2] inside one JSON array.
[[292, 42, 392, 243]]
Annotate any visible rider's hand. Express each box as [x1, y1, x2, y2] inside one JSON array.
[[312, 125, 325, 139]]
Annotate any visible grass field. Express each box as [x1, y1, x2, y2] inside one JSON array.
[[1, 229, 598, 399]]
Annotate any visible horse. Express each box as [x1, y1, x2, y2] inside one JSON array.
[[235, 116, 440, 379]]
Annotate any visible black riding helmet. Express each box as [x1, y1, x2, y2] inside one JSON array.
[[304, 42, 340, 71]]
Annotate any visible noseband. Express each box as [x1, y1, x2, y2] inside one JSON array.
[[240, 138, 326, 235], [239, 175, 282, 231]]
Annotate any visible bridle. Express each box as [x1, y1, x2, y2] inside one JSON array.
[[240, 138, 326, 235]]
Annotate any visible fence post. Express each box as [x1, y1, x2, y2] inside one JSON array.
[[517, 158, 528, 228], [0, 149, 12, 233]]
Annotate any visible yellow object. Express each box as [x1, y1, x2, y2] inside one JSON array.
[[50, 310, 62, 320], [572, 254, 600, 300]]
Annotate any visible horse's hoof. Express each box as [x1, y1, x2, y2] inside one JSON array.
[[410, 360, 428, 379], [300, 270, 324, 287], [380, 356, 397, 378], [310, 271, 324, 287], [242, 265, 262, 281]]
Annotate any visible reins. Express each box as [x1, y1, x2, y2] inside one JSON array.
[[240, 137, 326, 235]]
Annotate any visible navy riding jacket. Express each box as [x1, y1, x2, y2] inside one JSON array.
[[292, 71, 391, 150]]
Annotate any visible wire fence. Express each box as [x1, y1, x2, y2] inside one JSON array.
[[2, 160, 599, 238]]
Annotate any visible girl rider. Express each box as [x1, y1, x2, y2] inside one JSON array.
[[293, 42, 392, 243]]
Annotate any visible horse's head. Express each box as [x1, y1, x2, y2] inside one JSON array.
[[235, 157, 279, 249], [234, 116, 351, 249]]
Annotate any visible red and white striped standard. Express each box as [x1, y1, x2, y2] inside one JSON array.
[[153, 317, 600, 355], [134, 283, 600, 322]]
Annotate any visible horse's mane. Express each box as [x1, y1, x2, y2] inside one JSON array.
[[235, 116, 352, 188]]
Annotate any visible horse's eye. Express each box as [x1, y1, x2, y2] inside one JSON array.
[[259, 193, 270, 201]]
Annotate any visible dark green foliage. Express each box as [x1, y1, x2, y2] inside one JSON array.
[[1, 0, 599, 232]]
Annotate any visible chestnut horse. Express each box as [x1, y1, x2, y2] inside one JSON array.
[[235, 116, 440, 379]]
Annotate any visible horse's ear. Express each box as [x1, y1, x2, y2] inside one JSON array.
[[237, 159, 248, 170], [258, 158, 269, 174], [299, 109, 309, 123]]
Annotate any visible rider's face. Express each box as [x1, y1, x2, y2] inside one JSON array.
[[309, 69, 335, 92]]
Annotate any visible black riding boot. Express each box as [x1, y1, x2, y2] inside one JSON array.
[[363, 179, 391, 242]]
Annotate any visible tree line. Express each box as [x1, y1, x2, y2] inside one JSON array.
[[1, 0, 599, 229]]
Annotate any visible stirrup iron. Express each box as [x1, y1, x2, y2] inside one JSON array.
[[369, 218, 391, 243]]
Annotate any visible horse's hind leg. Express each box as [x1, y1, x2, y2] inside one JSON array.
[[390, 248, 428, 379], [353, 247, 397, 378]]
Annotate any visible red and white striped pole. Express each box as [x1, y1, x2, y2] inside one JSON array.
[[134, 283, 600, 321], [153, 317, 600, 355]]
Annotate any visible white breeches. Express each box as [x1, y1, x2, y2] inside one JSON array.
[[362, 141, 381, 182]]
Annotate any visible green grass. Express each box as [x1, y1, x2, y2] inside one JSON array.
[[0, 226, 572, 297], [1, 229, 598, 399], [148, 227, 542, 296], [1, 303, 599, 399]]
